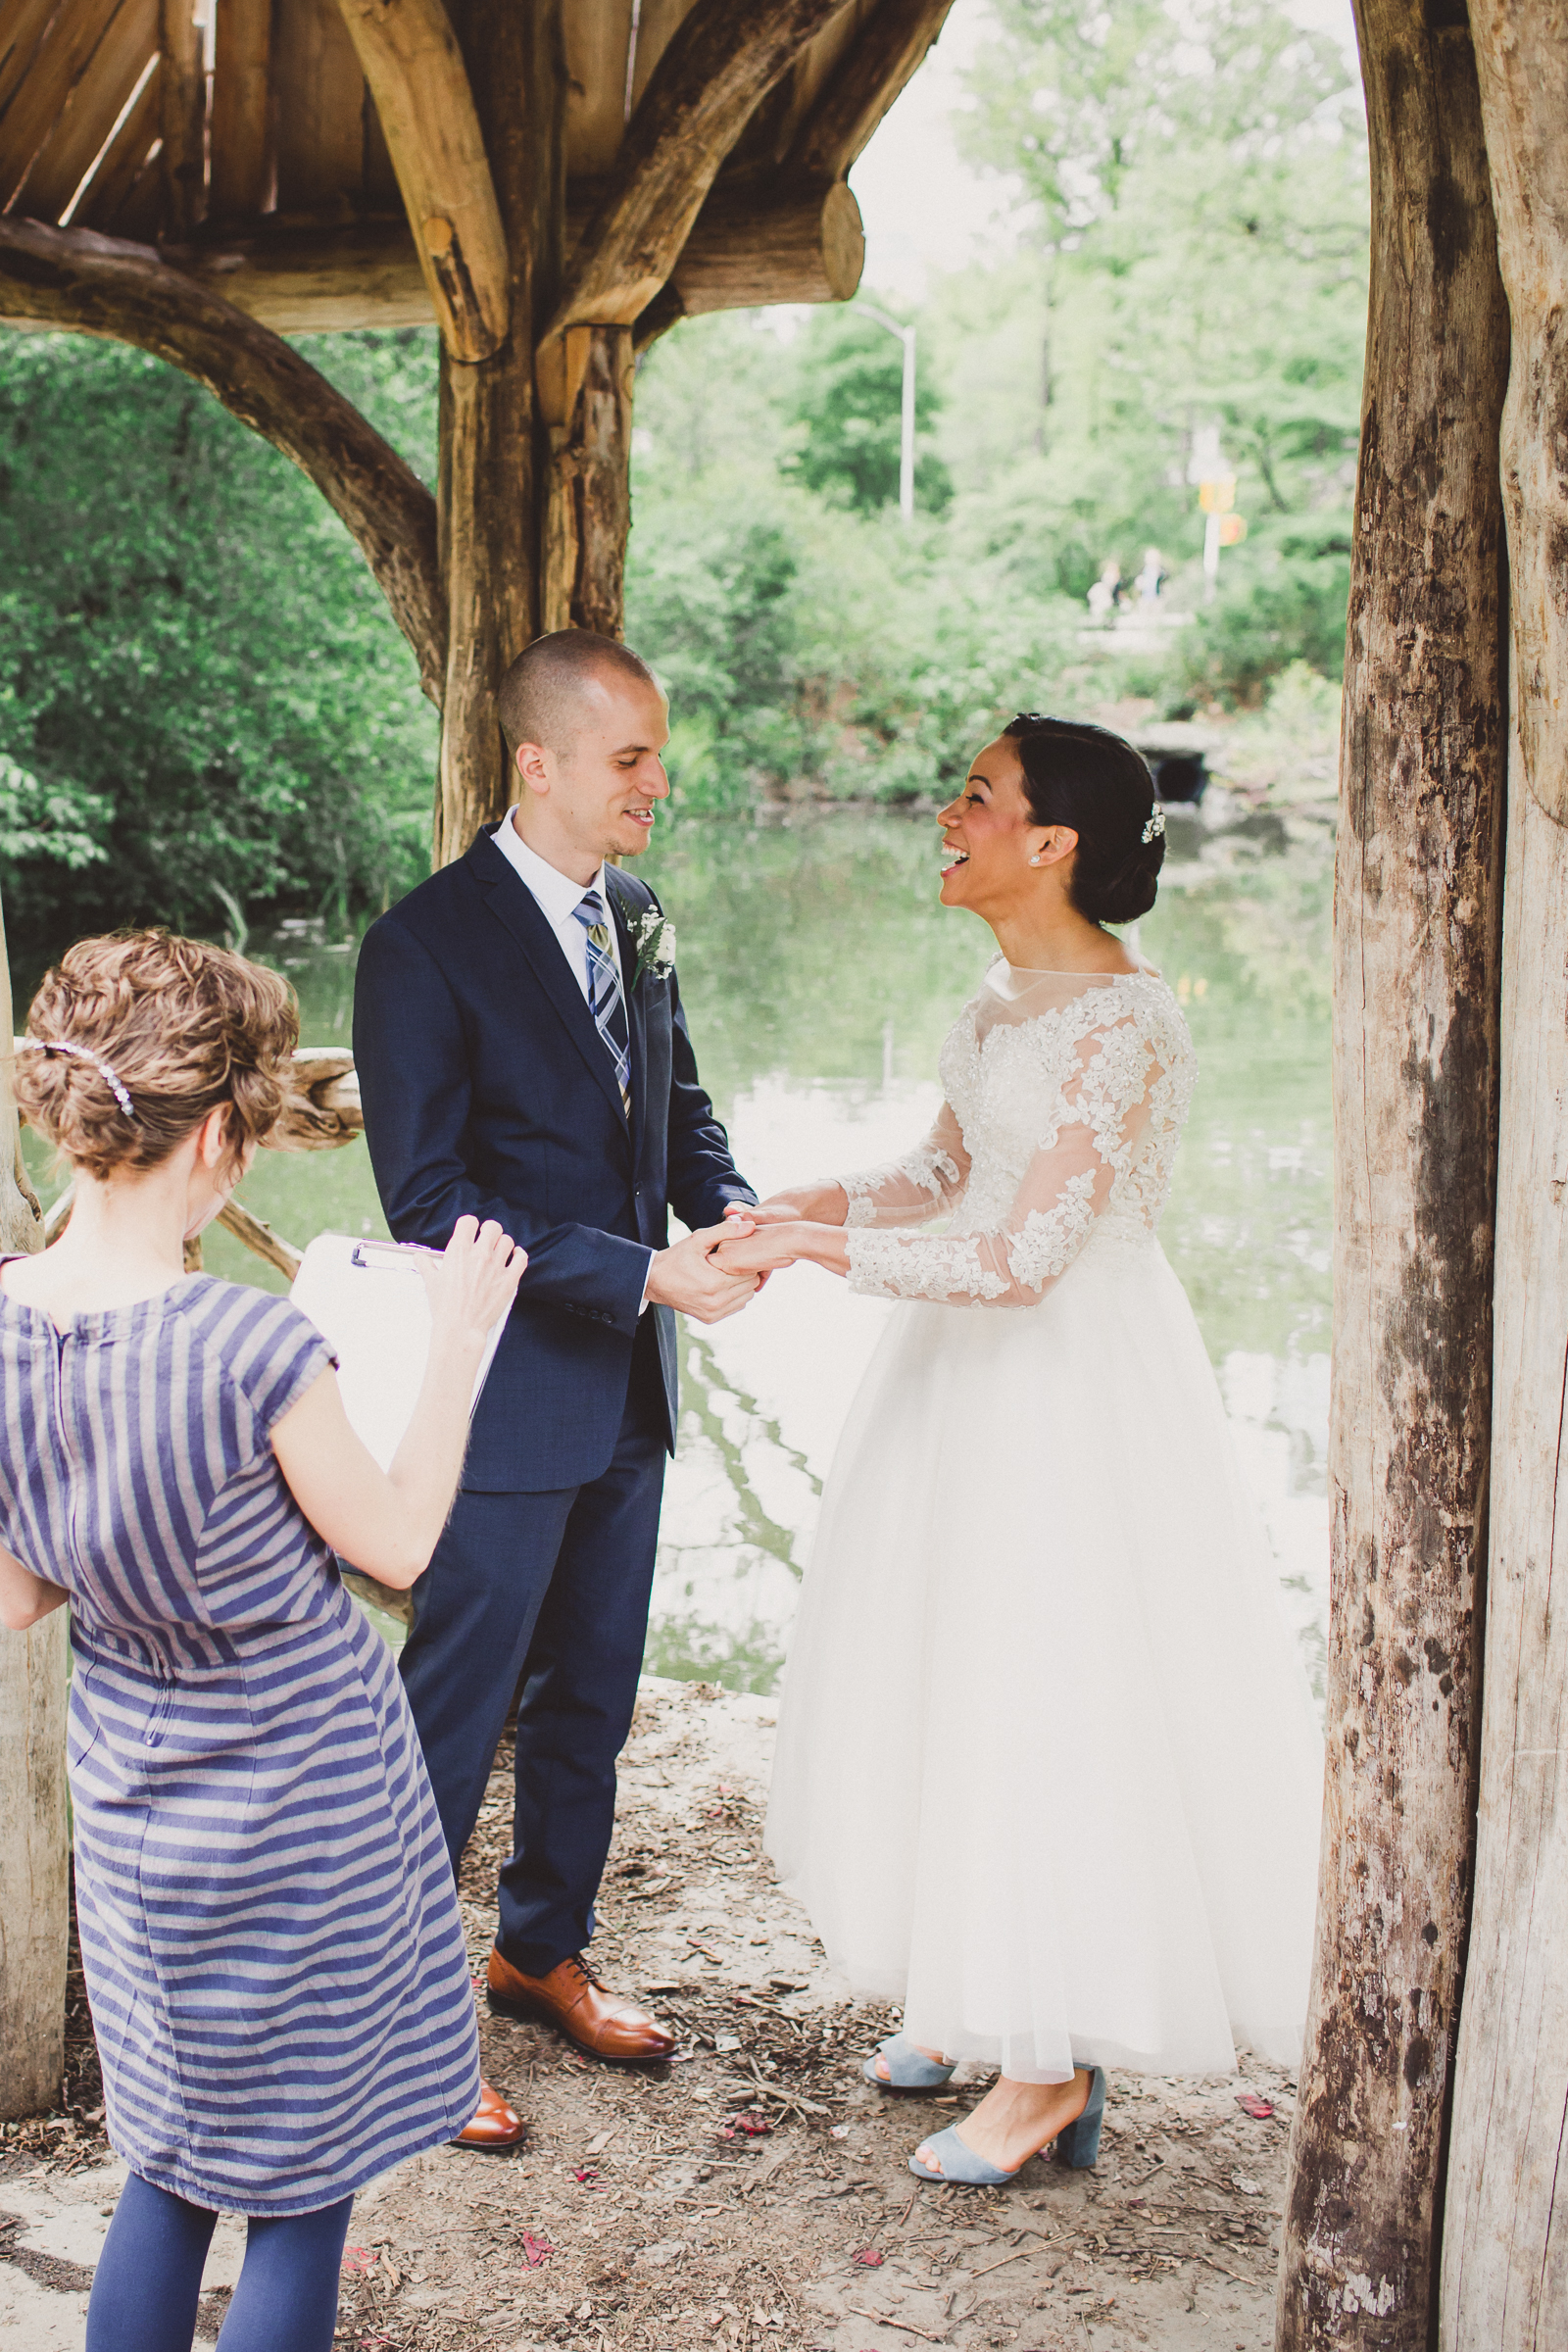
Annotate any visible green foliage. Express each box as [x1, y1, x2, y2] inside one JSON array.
[[0, 0, 1366, 964], [0, 332, 436, 959], [781, 307, 950, 515], [952, 0, 1368, 668]]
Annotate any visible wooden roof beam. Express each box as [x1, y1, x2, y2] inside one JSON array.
[[3, 0, 156, 220], [159, 173, 863, 335], [209, 0, 272, 221], [72, 54, 160, 229], [537, 0, 846, 420], [0, 216, 445, 701], [333, 0, 509, 363], [158, 0, 205, 238], [791, 0, 955, 180]]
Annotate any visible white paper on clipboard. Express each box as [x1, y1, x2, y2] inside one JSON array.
[[289, 1233, 509, 1471]]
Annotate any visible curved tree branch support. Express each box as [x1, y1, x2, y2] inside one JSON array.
[[1440, 11, 1568, 2343], [1275, 1, 1509, 2342], [0, 216, 447, 703]]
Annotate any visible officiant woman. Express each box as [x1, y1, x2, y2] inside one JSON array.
[[0, 928, 525, 2352]]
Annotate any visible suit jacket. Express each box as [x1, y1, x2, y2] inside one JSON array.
[[353, 824, 755, 1493]]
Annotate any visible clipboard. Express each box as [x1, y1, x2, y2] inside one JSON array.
[[289, 1233, 509, 1471]]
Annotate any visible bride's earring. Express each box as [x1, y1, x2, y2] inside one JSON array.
[[1028, 854, 1042, 866]]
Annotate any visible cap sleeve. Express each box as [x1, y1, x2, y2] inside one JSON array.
[[222, 1291, 339, 1439]]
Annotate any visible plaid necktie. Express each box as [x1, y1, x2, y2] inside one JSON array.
[[573, 889, 631, 1117]]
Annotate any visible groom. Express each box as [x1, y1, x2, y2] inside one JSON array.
[[354, 630, 759, 2144]]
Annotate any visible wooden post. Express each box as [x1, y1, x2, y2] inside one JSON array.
[[542, 323, 634, 636], [159, 0, 206, 240], [0, 886, 68, 2122], [433, 0, 564, 868], [1438, 12, 1568, 2343], [1274, 2, 1509, 2343]]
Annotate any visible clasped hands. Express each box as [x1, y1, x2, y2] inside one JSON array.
[[644, 1183, 849, 1327]]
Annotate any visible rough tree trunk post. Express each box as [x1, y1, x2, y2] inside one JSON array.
[[431, 0, 563, 868], [0, 887, 69, 2122], [542, 323, 634, 636], [1439, 12, 1568, 2342], [1274, 2, 1509, 2343]]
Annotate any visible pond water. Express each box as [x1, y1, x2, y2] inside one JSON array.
[[24, 800, 1334, 1699]]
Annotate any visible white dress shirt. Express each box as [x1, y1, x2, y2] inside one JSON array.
[[492, 811, 626, 1001], [493, 810, 654, 1310]]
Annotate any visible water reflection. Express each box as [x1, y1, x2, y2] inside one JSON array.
[[24, 800, 1332, 1699]]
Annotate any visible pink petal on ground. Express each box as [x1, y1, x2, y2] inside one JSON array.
[[1237, 2093, 1275, 2120], [852, 2248, 885, 2267], [521, 2233, 555, 2268]]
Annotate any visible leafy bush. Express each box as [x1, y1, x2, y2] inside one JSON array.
[[0, 334, 435, 959]]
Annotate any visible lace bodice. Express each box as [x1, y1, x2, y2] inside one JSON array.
[[837, 962, 1196, 1306]]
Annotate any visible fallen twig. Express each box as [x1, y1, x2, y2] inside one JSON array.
[[971, 2246, 1031, 2280], [1198, 2252, 1266, 2287], [845, 2306, 947, 2342]]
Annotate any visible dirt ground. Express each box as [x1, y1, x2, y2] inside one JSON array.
[[1, 1677, 1295, 2351]]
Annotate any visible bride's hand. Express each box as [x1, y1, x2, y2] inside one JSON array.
[[711, 1221, 811, 1275], [724, 1182, 847, 1229]]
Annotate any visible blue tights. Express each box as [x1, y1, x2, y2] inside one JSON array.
[[85, 2171, 354, 2352]]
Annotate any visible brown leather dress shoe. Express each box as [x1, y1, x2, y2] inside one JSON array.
[[487, 1947, 676, 2063], [453, 2076, 525, 2148]]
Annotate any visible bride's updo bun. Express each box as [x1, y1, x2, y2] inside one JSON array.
[[1004, 714, 1164, 926]]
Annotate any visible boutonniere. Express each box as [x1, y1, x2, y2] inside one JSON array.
[[630, 906, 677, 987]]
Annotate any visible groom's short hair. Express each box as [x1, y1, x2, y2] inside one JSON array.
[[497, 630, 659, 761]]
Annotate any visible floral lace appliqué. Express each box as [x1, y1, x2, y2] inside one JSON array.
[[842, 1144, 964, 1229], [846, 1229, 1010, 1301], [836, 974, 1198, 1309], [1006, 1169, 1100, 1294]]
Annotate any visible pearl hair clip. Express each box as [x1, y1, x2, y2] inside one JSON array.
[[18, 1037, 137, 1120], [1142, 805, 1166, 844]]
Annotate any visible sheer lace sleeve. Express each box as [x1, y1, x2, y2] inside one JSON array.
[[844, 1011, 1157, 1305], [837, 1101, 971, 1229]]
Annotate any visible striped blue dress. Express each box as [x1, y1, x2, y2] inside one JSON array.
[[0, 1270, 480, 2215]]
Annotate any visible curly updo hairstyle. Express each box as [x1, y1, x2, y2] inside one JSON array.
[[15, 930, 299, 1184], [1004, 714, 1164, 926]]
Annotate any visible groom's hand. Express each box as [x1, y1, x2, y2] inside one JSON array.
[[647, 1222, 760, 1324]]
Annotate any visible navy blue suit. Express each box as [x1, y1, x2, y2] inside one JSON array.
[[354, 824, 754, 1970]]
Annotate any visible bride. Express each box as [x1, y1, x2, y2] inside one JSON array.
[[713, 714, 1324, 2186]]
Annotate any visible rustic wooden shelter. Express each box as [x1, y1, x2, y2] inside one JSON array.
[[2, 0, 1568, 2345], [0, 0, 941, 854]]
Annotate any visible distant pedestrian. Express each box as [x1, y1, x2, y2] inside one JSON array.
[[1087, 558, 1123, 621], [1135, 546, 1167, 606], [0, 929, 524, 2352]]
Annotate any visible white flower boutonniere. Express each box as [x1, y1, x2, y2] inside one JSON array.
[[630, 906, 677, 987]]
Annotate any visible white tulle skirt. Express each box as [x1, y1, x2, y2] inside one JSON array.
[[764, 1228, 1325, 2085]]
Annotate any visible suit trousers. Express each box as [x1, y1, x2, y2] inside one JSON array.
[[398, 1323, 668, 1976]]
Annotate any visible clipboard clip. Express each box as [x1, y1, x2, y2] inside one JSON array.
[[350, 1240, 442, 1271]]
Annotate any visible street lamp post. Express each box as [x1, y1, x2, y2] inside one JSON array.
[[854, 301, 916, 524]]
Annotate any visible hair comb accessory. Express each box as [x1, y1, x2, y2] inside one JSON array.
[[19, 1038, 137, 1120], [1142, 805, 1166, 844]]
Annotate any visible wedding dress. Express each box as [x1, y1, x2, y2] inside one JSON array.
[[765, 960, 1324, 2084]]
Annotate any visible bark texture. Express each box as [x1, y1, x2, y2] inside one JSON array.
[[0, 216, 446, 702], [1439, 12, 1568, 2344], [1275, 4, 1509, 2344], [536, 0, 841, 416], [543, 325, 633, 636], [334, 0, 510, 361], [433, 0, 563, 866]]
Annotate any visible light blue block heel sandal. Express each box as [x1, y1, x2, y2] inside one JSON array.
[[907, 2123, 1014, 2184], [1055, 2065, 1107, 2170], [862, 2033, 957, 2091], [907, 2066, 1107, 2184]]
